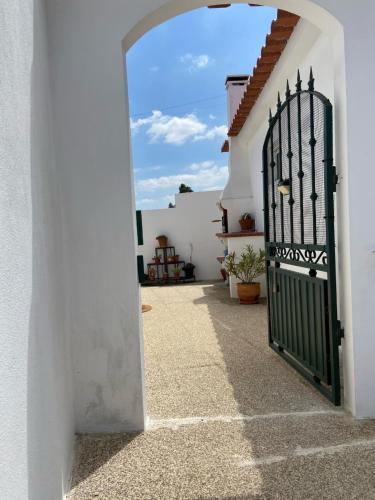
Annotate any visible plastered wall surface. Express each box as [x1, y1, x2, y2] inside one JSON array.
[[140, 191, 224, 281]]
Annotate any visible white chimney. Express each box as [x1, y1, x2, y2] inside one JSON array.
[[225, 75, 249, 126]]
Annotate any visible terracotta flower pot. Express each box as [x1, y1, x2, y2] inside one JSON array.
[[237, 282, 260, 304], [153, 257, 161, 264], [156, 235, 168, 247], [239, 218, 253, 231]]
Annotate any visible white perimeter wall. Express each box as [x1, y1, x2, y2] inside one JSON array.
[[140, 191, 224, 280], [0, 1, 75, 499]]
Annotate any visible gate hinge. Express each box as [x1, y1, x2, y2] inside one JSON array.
[[332, 166, 339, 192], [337, 320, 344, 345]]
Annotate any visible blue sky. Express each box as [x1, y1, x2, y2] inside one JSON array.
[[126, 4, 276, 210]]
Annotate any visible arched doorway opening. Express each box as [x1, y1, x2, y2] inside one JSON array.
[[122, 0, 351, 422]]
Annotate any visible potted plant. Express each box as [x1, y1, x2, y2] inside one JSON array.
[[153, 256, 161, 264], [239, 212, 253, 232], [183, 262, 195, 279], [172, 266, 182, 279], [225, 244, 266, 304], [156, 235, 168, 247], [183, 242, 195, 279]]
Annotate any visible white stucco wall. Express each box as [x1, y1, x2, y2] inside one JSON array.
[[46, 0, 145, 434], [0, 1, 75, 499], [140, 191, 224, 280]]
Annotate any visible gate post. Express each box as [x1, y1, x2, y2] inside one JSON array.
[[331, 5, 375, 417]]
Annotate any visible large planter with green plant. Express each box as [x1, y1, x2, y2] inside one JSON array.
[[225, 244, 266, 304]]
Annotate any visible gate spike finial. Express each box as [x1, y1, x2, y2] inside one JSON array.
[[308, 67, 315, 91], [277, 91, 281, 109], [296, 69, 302, 91], [286, 79, 291, 98]]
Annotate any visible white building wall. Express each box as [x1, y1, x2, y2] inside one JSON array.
[[0, 1, 75, 499], [46, 0, 145, 434], [140, 191, 224, 280]]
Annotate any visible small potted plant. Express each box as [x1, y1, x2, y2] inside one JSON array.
[[183, 262, 195, 279], [239, 213, 253, 231], [162, 271, 169, 281], [156, 235, 168, 248], [225, 244, 266, 304], [153, 256, 161, 264], [172, 266, 182, 280], [183, 243, 195, 279]]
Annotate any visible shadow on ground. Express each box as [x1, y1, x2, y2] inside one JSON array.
[[68, 282, 375, 499]]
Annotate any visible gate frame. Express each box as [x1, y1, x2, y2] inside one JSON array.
[[262, 70, 342, 405]]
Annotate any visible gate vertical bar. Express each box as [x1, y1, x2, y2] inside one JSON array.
[[269, 110, 277, 242], [286, 80, 294, 243], [308, 69, 318, 244], [277, 92, 285, 242], [263, 126, 273, 346], [323, 99, 341, 405], [296, 71, 304, 244]]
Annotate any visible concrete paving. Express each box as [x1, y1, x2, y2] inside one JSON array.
[[68, 282, 375, 499]]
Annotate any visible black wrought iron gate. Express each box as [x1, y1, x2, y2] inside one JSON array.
[[262, 69, 342, 405]]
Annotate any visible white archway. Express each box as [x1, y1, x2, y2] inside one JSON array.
[[122, 0, 356, 417], [45, 0, 375, 440]]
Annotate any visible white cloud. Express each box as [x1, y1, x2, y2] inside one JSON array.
[[136, 161, 228, 193], [209, 114, 216, 120], [138, 195, 174, 205], [130, 110, 227, 145], [179, 53, 214, 71], [193, 125, 228, 142], [189, 160, 216, 171], [149, 66, 159, 72]]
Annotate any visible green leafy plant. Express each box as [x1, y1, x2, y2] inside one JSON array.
[[172, 266, 182, 274], [225, 244, 266, 283]]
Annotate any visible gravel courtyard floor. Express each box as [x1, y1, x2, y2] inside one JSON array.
[[68, 282, 375, 499]]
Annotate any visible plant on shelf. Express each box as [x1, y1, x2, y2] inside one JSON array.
[[153, 256, 161, 264], [172, 266, 182, 279], [239, 212, 253, 232], [225, 244, 266, 304], [156, 235, 168, 247]]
